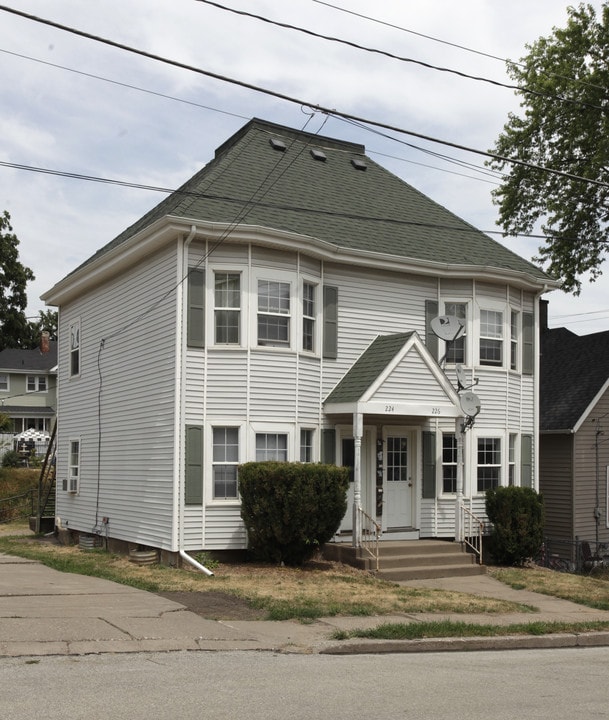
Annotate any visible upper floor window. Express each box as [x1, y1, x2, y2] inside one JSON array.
[[510, 310, 519, 371], [27, 376, 47, 392], [70, 320, 80, 376], [63, 439, 80, 493], [302, 282, 315, 352], [479, 310, 503, 366], [0, 374, 8, 392], [256, 432, 288, 461], [214, 272, 240, 344], [257, 280, 290, 347], [444, 302, 466, 364]]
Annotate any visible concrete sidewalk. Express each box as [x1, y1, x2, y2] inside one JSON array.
[[2, 552, 609, 658]]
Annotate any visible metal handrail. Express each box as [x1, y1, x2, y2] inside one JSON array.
[[460, 503, 484, 564], [357, 506, 381, 572]]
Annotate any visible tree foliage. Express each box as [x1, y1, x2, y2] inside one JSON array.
[[0, 211, 35, 351], [488, 3, 609, 294], [486, 486, 544, 566]]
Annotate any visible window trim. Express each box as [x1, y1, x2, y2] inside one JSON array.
[[475, 434, 502, 494], [441, 431, 458, 495], [478, 308, 504, 367], [0, 374, 9, 392], [301, 281, 317, 354], [26, 375, 47, 393], [510, 310, 520, 371], [64, 438, 80, 493], [441, 300, 469, 365], [300, 428, 315, 462], [256, 277, 292, 348]]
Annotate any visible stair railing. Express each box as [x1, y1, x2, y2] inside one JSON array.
[[35, 423, 57, 532], [356, 505, 381, 572], [460, 503, 484, 565]]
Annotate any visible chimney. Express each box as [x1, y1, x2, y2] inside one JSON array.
[[40, 331, 50, 354]]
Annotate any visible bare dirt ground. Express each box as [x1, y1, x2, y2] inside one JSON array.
[[155, 590, 268, 620]]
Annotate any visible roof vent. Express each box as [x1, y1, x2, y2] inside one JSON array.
[[351, 157, 367, 171], [310, 148, 327, 162], [269, 138, 287, 151]]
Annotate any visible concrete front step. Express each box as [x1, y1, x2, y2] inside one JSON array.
[[378, 563, 486, 582], [323, 539, 485, 580]]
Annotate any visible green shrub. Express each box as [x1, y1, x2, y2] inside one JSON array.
[[2, 450, 21, 468], [239, 461, 350, 566], [486, 486, 544, 566]]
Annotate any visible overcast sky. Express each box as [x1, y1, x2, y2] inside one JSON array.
[[1, 0, 607, 334]]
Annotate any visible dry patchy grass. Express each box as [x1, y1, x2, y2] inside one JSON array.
[[0, 531, 528, 619]]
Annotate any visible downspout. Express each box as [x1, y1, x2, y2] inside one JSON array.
[[176, 225, 214, 576], [534, 284, 550, 492]]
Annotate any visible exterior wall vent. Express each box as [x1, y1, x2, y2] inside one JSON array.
[[351, 157, 367, 171], [310, 148, 327, 162], [269, 138, 287, 151]]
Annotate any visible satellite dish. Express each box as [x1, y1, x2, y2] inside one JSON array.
[[430, 315, 464, 342], [455, 364, 467, 390], [460, 391, 481, 418]]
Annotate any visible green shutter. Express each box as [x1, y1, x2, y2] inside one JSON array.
[[187, 269, 205, 348], [422, 431, 436, 499], [521, 434, 533, 488], [425, 300, 439, 361], [323, 286, 338, 359], [185, 425, 203, 505], [522, 312, 534, 375], [321, 428, 336, 464]]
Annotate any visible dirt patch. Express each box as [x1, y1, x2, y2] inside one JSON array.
[[156, 590, 268, 620]]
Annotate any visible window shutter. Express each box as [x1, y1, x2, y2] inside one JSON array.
[[425, 300, 439, 361], [185, 425, 203, 505], [187, 269, 205, 348], [521, 434, 533, 488], [422, 431, 436, 499], [320, 428, 336, 464], [522, 312, 534, 375], [323, 286, 338, 359]]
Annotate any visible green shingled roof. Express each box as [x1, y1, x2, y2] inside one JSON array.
[[324, 333, 414, 404], [76, 118, 552, 281]]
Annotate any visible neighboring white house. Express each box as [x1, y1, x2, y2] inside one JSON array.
[[41, 118, 558, 559]]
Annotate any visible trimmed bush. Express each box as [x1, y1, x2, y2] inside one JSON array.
[[239, 461, 350, 566], [486, 486, 544, 566]]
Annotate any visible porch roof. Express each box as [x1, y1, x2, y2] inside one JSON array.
[[323, 331, 461, 418]]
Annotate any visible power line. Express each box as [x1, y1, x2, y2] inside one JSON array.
[[196, 0, 607, 112], [311, 0, 609, 96], [1, 4, 607, 192]]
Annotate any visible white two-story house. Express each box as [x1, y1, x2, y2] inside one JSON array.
[[41, 118, 557, 560]]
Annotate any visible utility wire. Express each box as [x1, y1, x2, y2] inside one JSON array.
[[1, 4, 607, 191], [311, 0, 609, 96], [196, 0, 608, 112]]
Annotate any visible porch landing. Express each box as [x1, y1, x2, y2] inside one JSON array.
[[323, 539, 486, 581]]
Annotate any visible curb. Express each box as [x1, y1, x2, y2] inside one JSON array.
[[320, 631, 609, 655]]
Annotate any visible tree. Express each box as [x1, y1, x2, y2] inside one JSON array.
[[488, 3, 609, 294], [0, 211, 35, 351], [22, 309, 58, 349]]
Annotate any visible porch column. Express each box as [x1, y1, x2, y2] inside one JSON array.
[[352, 411, 363, 548], [454, 417, 465, 542]]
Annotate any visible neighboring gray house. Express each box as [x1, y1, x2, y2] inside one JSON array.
[[41, 118, 557, 561], [540, 303, 609, 556], [0, 335, 57, 441]]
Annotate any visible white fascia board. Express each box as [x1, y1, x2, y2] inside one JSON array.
[[572, 377, 609, 434]]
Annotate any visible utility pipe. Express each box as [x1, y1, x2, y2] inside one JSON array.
[[179, 549, 214, 577]]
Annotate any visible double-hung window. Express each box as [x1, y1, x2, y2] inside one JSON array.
[[477, 437, 501, 492], [510, 310, 519, 370], [70, 320, 80, 376], [212, 427, 239, 499], [214, 273, 240, 344], [302, 282, 315, 352], [300, 429, 314, 462], [479, 310, 503, 366], [258, 280, 290, 346], [442, 432, 458, 493], [27, 376, 47, 392], [508, 433, 517, 486], [0, 374, 9, 392], [256, 433, 288, 461], [444, 302, 466, 364], [65, 439, 80, 493]]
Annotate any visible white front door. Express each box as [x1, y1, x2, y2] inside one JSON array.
[[383, 429, 414, 530]]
